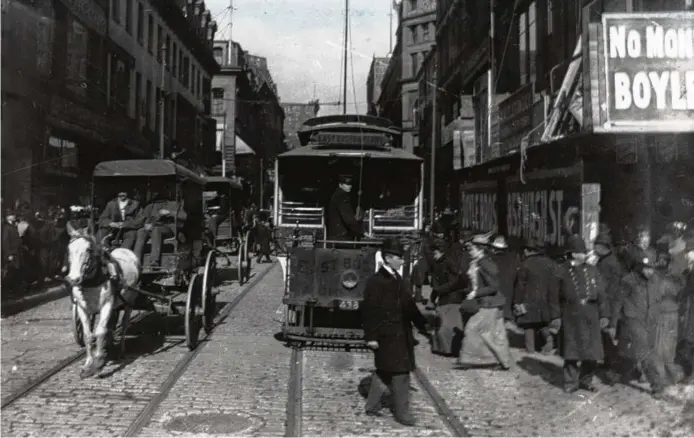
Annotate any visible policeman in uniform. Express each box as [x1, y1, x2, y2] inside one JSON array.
[[362, 237, 429, 426]]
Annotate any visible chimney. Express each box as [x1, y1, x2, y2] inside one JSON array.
[[195, 2, 205, 37], [201, 10, 210, 41], [186, 0, 195, 19], [207, 20, 218, 46]]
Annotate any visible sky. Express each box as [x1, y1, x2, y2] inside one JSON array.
[[206, 0, 396, 115]]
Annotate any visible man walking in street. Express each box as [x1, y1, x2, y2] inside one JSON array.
[[513, 237, 561, 354], [362, 237, 429, 426]]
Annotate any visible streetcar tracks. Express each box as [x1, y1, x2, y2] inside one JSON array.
[[1, 312, 149, 409], [2, 262, 275, 438], [285, 347, 303, 437], [285, 348, 469, 437], [123, 263, 275, 437]]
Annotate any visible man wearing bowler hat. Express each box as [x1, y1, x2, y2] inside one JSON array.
[[326, 174, 368, 243], [96, 191, 140, 250], [362, 237, 429, 426]]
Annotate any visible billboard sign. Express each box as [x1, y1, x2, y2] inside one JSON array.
[[601, 13, 694, 132]]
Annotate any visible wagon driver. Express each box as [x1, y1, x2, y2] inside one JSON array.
[[326, 174, 369, 242]]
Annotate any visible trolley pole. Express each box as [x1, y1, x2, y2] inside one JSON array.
[[429, 72, 437, 224], [342, 0, 349, 115], [159, 43, 167, 159]]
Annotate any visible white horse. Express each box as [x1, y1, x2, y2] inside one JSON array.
[[65, 222, 140, 378]]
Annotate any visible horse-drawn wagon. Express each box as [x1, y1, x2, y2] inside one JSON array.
[[203, 176, 252, 285], [68, 160, 218, 377], [273, 115, 424, 350]]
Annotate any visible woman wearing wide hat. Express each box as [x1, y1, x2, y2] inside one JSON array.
[[457, 234, 512, 369]]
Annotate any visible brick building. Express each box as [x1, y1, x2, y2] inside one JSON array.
[[366, 56, 389, 116], [444, 0, 694, 250], [281, 101, 320, 150], [1, 0, 219, 208], [211, 41, 284, 207]]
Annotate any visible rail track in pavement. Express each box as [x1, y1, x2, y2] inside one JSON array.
[[285, 345, 469, 437], [1, 263, 275, 437]]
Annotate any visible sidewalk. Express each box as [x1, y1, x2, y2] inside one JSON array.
[[1, 281, 69, 318]]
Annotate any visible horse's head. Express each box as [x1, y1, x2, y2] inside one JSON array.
[[65, 222, 108, 287]]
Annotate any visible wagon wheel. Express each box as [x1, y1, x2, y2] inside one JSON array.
[[184, 273, 201, 350], [237, 234, 246, 286], [202, 250, 217, 335]]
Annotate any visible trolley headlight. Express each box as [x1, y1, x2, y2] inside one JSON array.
[[340, 270, 359, 290]]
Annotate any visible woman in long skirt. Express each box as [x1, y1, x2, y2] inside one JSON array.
[[458, 234, 511, 369]]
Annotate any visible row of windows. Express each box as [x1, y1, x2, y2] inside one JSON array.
[[110, 0, 208, 104], [409, 22, 434, 45]]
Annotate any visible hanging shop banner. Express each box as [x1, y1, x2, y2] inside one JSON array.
[[601, 12, 694, 132], [505, 164, 583, 248], [459, 180, 498, 234]]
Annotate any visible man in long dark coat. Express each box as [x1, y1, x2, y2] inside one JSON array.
[[557, 235, 610, 393], [362, 237, 428, 426], [679, 238, 694, 382], [96, 191, 140, 249], [489, 235, 518, 323], [429, 239, 465, 356], [593, 229, 623, 383], [326, 175, 366, 242], [608, 252, 670, 397], [513, 237, 561, 354]]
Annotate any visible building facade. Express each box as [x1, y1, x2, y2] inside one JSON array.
[[108, 0, 219, 169], [366, 56, 389, 116], [211, 40, 285, 208], [281, 101, 320, 150], [445, 0, 694, 250], [0, 0, 218, 209]]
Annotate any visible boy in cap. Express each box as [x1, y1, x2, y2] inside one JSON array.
[[362, 237, 429, 426]]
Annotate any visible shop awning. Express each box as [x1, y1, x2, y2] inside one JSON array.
[[236, 135, 256, 156]]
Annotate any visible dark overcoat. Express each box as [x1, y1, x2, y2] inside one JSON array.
[[513, 253, 561, 325], [2, 221, 22, 262], [681, 269, 694, 344], [98, 199, 141, 229], [362, 267, 428, 373], [612, 271, 665, 361], [326, 188, 362, 240], [558, 262, 608, 361], [492, 250, 520, 320], [596, 252, 623, 316], [430, 255, 464, 306]]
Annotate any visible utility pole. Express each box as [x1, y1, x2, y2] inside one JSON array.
[[487, 0, 495, 157], [159, 43, 167, 159], [429, 72, 437, 224], [342, 0, 349, 115], [388, 2, 394, 54], [229, 0, 233, 39]]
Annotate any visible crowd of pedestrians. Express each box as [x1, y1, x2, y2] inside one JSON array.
[[415, 213, 694, 399]]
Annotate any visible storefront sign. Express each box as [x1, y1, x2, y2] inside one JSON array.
[[506, 166, 583, 247], [313, 132, 388, 146], [498, 83, 534, 155], [602, 13, 694, 132], [459, 182, 498, 233]]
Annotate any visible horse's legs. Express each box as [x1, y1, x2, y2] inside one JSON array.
[[92, 296, 114, 371], [120, 308, 131, 356], [74, 294, 95, 372]]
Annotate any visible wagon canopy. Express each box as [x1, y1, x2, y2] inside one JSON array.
[[93, 160, 206, 185], [204, 175, 243, 191]]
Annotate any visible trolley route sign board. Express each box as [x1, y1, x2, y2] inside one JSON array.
[[601, 12, 694, 132], [312, 133, 389, 146], [287, 248, 377, 305]]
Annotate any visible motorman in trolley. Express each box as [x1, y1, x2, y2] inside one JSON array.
[[326, 174, 369, 243], [361, 237, 429, 426]]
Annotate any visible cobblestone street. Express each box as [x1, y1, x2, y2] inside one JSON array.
[[2, 262, 693, 437]]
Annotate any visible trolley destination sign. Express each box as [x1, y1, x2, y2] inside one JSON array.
[[601, 12, 694, 132], [312, 132, 389, 146]]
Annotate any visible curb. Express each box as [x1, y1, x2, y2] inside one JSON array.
[[1, 284, 69, 317]]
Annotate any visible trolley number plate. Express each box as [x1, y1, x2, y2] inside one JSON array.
[[338, 300, 359, 310]]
